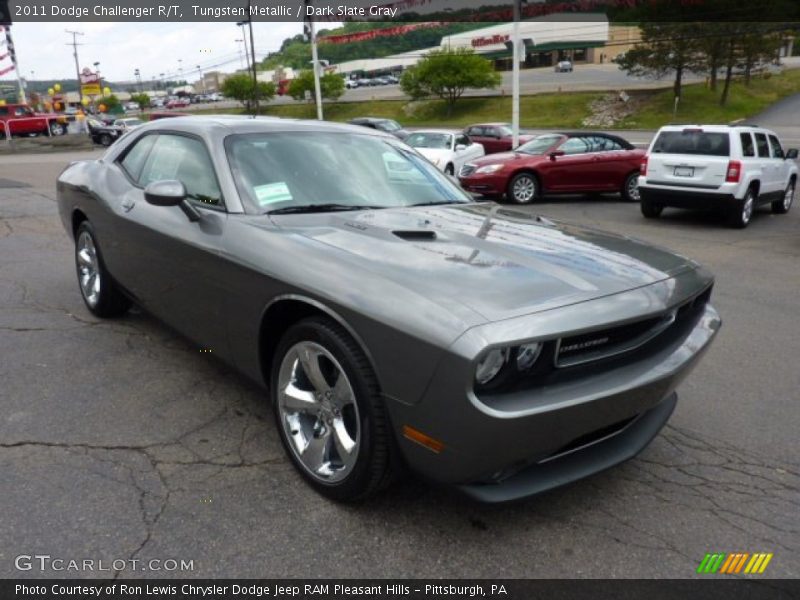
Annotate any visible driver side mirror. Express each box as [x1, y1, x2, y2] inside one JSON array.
[[786, 148, 798, 160], [144, 180, 186, 206], [455, 144, 467, 152], [549, 150, 565, 161]]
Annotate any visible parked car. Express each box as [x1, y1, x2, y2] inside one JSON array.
[[166, 98, 190, 109], [554, 60, 574, 73], [151, 98, 165, 108], [0, 103, 69, 137], [345, 79, 359, 89], [56, 116, 720, 502], [148, 111, 190, 121], [124, 102, 140, 112], [639, 125, 798, 228], [459, 132, 645, 204], [86, 118, 124, 147], [348, 117, 410, 140], [463, 123, 535, 154], [113, 118, 144, 132], [406, 130, 485, 176]]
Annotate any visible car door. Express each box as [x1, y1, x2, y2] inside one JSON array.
[[453, 134, 482, 172], [768, 134, 789, 196], [110, 132, 232, 352], [753, 132, 777, 198], [543, 136, 596, 191]]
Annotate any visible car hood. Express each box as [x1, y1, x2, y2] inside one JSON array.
[[415, 148, 452, 163], [270, 203, 696, 323]]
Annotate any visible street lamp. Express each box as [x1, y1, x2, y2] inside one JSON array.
[[235, 39, 246, 69], [196, 64, 204, 93], [134, 68, 142, 93]]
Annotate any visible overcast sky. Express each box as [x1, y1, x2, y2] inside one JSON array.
[[7, 21, 328, 83]]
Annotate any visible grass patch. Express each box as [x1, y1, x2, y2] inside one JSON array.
[[195, 92, 601, 129], [619, 69, 800, 129]]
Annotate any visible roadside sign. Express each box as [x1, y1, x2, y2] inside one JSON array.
[[81, 83, 101, 96]]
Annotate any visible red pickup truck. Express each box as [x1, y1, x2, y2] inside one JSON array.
[[0, 104, 69, 138]]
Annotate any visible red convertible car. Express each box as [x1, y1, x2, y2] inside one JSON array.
[[459, 132, 645, 204]]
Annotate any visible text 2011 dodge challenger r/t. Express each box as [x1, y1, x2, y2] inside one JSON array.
[[56, 117, 721, 502]]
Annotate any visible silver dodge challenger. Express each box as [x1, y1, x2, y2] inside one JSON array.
[[56, 116, 721, 502]]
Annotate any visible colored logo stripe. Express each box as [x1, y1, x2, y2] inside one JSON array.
[[698, 552, 773, 575]]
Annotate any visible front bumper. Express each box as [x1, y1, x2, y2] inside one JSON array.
[[459, 173, 508, 195], [387, 290, 720, 502]]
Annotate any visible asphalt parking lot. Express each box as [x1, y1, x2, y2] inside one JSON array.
[[0, 148, 798, 580]]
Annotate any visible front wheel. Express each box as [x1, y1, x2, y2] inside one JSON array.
[[772, 181, 794, 214], [99, 133, 113, 146], [74, 221, 131, 318], [507, 172, 538, 204], [271, 317, 395, 501], [444, 163, 454, 176], [621, 172, 641, 202]]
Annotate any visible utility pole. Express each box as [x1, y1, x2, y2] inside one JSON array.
[[247, 7, 258, 114], [304, 0, 323, 120], [66, 29, 84, 104], [511, 0, 520, 150]]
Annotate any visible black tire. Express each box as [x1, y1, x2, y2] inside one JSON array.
[[507, 172, 539, 204], [99, 133, 113, 147], [729, 187, 756, 229], [74, 221, 131, 318], [621, 171, 641, 202], [271, 317, 395, 502], [445, 163, 455, 176], [641, 199, 663, 218], [772, 181, 794, 214]]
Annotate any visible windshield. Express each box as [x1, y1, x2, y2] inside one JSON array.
[[225, 132, 472, 213], [406, 132, 453, 150], [377, 120, 401, 132], [517, 134, 563, 155]]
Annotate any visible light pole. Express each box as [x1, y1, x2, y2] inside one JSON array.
[[65, 29, 84, 105], [178, 59, 183, 85], [159, 73, 165, 91], [235, 38, 246, 70], [511, 0, 520, 150], [134, 68, 142, 93], [237, 23, 250, 72], [196, 64, 204, 93]]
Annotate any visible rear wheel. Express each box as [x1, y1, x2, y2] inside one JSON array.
[[74, 221, 131, 317], [271, 317, 395, 501], [729, 187, 756, 228], [621, 172, 641, 202], [507, 172, 538, 204], [641, 199, 663, 218], [49, 122, 67, 136], [772, 181, 794, 214], [99, 133, 113, 146]]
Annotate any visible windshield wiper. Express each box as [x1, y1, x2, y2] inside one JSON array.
[[267, 203, 385, 215], [408, 200, 467, 207]]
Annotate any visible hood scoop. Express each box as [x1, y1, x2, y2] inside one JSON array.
[[393, 230, 437, 241]]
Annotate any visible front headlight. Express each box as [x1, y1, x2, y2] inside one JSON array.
[[475, 164, 503, 174], [475, 342, 546, 389], [475, 348, 509, 385]]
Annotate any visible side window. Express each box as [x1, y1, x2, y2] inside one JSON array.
[[754, 133, 770, 158], [0, 107, 8, 116], [455, 134, 469, 147], [139, 134, 222, 207], [768, 135, 784, 159], [740, 133, 755, 157], [469, 127, 484, 137], [559, 137, 591, 155], [120, 134, 158, 182]]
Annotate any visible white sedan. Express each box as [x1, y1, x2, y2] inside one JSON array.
[[406, 130, 485, 176], [113, 118, 144, 132]]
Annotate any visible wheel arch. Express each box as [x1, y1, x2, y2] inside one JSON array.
[[71, 209, 89, 239], [258, 294, 380, 391]]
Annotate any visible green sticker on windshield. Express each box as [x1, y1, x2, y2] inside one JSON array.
[[253, 182, 292, 206]]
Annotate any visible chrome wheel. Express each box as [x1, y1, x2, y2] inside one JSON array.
[[626, 173, 640, 202], [511, 174, 536, 203], [741, 193, 754, 225], [277, 341, 360, 483], [784, 185, 794, 211], [49, 122, 65, 136], [77, 231, 101, 308]]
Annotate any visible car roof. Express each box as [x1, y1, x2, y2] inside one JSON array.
[[468, 122, 510, 128], [135, 115, 396, 138], [408, 129, 455, 135], [656, 124, 773, 133]]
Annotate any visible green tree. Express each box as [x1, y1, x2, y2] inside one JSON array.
[[288, 70, 345, 101], [130, 93, 151, 109], [221, 73, 275, 111], [399, 48, 500, 115]]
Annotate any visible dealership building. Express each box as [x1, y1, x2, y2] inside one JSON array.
[[329, 15, 640, 77]]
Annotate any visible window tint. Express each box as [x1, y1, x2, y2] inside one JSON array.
[[120, 134, 157, 182], [559, 137, 591, 155], [139, 134, 222, 206], [768, 135, 784, 159], [754, 133, 770, 158], [652, 131, 730, 156], [740, 133, 755, 157], [455, 134, 469, 147]]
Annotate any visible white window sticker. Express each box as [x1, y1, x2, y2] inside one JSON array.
[[253, 182, 292, 206]]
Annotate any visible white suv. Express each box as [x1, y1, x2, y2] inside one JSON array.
[[639, 125, 798, 228]]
